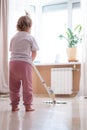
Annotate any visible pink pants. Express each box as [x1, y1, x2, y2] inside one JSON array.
[[9, 61, 33, 108]]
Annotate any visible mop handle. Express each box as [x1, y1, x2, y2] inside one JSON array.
[[32, 63, 50, 93], [32, 63, 55, 94], [32, 63, 45, 84], [32, 63, 56, 101]]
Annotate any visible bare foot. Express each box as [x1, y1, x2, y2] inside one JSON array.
[[12, 108, 19, 112], [26, 107, 35, 112]]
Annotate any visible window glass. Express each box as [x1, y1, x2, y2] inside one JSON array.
[[72, 2, 81, 28], [40, 4, 68, 63]]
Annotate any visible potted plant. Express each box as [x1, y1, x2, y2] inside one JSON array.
[[59, 24, 82, 61]]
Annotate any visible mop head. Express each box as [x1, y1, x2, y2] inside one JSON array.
[[43, 100, 67, 104], [46, 88, 67, 104]]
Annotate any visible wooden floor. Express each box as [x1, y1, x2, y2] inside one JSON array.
[[0, 95, 87, 130]]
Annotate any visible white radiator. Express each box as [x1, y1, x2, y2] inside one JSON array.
[[51, 68, 73, 94]]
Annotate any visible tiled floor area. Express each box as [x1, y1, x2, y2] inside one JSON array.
[[0, 96, 87, 130]]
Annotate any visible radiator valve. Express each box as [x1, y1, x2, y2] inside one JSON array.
[[73, 64, 79, 71]]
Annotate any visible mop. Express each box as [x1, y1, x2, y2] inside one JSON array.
[[32, 63, 67, 104]]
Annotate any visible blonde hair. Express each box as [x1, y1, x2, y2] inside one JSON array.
[[17, 14, 32, 31]]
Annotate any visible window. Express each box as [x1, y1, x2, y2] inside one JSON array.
[[8, 0, 81, 63], [35, 1, 81, 64], [40, 3, 68, 63]]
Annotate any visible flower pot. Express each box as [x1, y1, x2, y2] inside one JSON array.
[[66, 47, 77, 61]]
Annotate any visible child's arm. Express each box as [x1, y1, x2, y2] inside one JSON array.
[[32, 51, 37, 61]]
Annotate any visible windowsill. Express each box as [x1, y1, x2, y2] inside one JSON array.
[[34, 61, 81, 66]]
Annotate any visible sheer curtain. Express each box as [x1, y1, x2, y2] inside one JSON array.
[[0, 0, 9, 93], [80, 0, 87, 97]]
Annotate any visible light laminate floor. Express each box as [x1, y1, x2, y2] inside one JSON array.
[[0, 96, 87, 130]]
